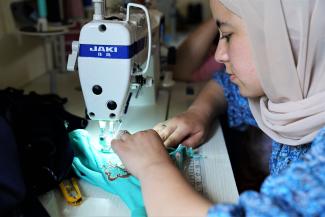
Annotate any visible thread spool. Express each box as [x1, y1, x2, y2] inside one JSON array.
[[37, 0, 47, 18]]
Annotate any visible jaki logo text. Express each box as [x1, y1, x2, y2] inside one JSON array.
[[89, 46, 118, 53]]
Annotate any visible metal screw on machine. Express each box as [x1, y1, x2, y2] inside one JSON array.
[[89, 112, 95, 117], [92, 85, 103, 95], [107, 101, 117, 110]]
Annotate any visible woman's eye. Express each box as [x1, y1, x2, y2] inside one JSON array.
[[220, 33, 232, 42]]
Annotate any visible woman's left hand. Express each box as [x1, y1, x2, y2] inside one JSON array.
[[111, 129, 174, 179]]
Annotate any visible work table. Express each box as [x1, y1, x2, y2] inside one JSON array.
[[23, 72, 238, 216]]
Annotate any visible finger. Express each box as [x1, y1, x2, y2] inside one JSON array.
[[153, 122, 167, 134], [181, 132, 203, 148], [157, 125, 177, 141], [116, 130, 131, 140], [163, 128, 189, 147], [111, 139, 126, 154], [148, 129, 163, 139]]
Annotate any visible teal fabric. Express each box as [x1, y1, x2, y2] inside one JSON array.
[[167, 145, 196, 170], [69, 129, 195, 217]]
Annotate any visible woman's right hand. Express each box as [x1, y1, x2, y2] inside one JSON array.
[[153, 108, 211, 148]]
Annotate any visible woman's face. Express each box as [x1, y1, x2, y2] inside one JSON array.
[[210, 0, 264, 98]]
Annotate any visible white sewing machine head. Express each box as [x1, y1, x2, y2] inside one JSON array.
[[67, 0, 162, 124]]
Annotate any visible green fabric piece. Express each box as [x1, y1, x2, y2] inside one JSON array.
[[69, 129, 196, 217]]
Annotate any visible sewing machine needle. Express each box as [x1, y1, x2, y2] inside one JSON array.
[[98, 120, 107, 141]]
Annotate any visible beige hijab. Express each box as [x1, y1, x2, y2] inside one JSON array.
[[218, 0, 325, 146]]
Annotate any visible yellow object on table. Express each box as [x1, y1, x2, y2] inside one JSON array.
[[59, 177, 83, 206]]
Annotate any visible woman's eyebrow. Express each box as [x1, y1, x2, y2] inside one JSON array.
[[216, 20, 231, 28]]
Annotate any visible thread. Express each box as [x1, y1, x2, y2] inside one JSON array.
[[37, 0, 47, 18]]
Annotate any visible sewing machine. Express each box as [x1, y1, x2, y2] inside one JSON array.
[[67, 0, 163, 145]]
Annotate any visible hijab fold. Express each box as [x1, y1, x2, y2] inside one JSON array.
[[219, 0, 325, 145]]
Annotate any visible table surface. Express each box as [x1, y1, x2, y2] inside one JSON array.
[[167, 82, 238, 202], [23, 72, 238, 216]]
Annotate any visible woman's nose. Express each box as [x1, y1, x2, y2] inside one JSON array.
[[214, 40, 229, 63]]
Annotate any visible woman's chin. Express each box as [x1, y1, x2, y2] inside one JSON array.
[[239, 87, 255, 98], [239, 88, 264, 98]]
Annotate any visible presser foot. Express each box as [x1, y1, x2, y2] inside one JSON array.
[[97, 120, 122, 153]]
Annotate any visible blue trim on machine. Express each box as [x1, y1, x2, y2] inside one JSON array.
[[79, 37, 146, 59]]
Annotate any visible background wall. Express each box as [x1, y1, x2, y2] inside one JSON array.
[[0, 0, 47, 89], [0, 0, 211, 89], [177, 0, 211, 21]]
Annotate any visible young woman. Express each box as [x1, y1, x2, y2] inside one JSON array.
[[111, 0, 325, 216]]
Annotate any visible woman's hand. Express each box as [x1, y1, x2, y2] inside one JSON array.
[[153, 107, 212, 148], [154, 81, 226, 148], [112, 130, 212, 217], [111, 130, 174, 179]]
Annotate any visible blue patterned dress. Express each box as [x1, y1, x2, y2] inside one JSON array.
[[207, 72, 325, 216]]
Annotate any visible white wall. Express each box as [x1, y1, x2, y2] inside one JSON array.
[[0, 0, 47, 89]]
